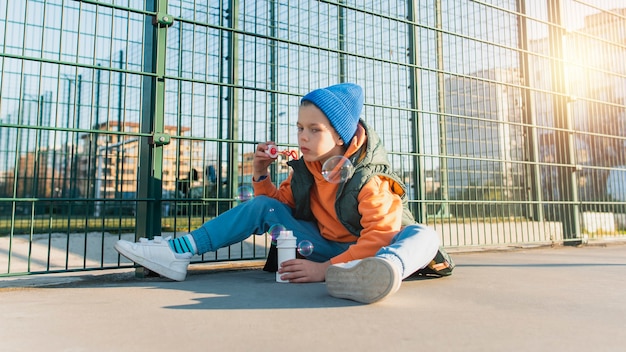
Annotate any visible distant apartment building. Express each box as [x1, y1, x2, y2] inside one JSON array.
[[444, 68, 525, 200], [443, 8, 625, 204], [78, 122, 206, 205], [528, 7, 626, 202]]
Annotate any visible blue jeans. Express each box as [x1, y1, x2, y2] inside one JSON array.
[[190, 196, 440, 278]]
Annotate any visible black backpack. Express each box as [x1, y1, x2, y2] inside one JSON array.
[[411, 246, 455, 277]]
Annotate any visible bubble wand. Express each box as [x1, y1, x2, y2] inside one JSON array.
[[265, 145, 299, 160]]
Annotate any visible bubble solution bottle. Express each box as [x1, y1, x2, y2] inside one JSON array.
[[276, 230, 297, 283]]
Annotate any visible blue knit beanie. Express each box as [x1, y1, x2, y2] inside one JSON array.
[[301, 83, 363, 143]]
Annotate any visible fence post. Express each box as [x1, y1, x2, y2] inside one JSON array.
[[406, 0, 425, 223], [547, 0, 581, 243], [226, 0, 241, 204], [137, 0, 171, 250], [516, 0, 544, 222], [435, 0, 450, 218]]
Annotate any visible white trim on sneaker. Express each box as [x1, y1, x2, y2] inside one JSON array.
[[325, 257, 401, 304], [114, 236, 192, 281]]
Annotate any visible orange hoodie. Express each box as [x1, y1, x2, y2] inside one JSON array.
[[253, 124, 404, 264]]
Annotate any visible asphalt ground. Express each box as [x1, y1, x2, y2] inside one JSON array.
[[1, 241, 625, 352]]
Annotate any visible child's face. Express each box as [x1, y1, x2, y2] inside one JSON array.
[[297, 104, 345, 164]]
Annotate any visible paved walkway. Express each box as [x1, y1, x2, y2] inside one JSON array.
[[1, 241, 625, 352]]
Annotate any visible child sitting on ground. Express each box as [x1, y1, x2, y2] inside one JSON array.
[[115, 82, 453, 304]]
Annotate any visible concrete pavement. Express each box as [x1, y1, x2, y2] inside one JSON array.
[[1, 241, 625, 352]]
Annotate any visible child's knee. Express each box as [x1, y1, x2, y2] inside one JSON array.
[[406, 224, 441, 252], [422, 225, 441, 246], [408, 224, 439, 240], [247, 195, 273, 206], [247, 195, 286, 211]]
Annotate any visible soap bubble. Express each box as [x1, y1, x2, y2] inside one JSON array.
[[297, 240, 314, 257], [321, 155, 354, 184], [235, 185, 254, 202], [268, 224, 286, 244]]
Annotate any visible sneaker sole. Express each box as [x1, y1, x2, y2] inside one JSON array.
[[326, 257, 400, 304], [114, 241, 187, 281]]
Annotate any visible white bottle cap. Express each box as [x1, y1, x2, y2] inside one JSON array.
[[278, 230, 295, 239]]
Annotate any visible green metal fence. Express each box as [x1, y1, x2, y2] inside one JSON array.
[[1, 0, 625, 276]]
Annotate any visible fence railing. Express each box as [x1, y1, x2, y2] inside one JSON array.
[[1, 0, 625, 277]]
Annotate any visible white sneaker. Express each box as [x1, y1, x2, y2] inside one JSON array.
[[114, 236, 192, 281], [326, 257, 401, 304]]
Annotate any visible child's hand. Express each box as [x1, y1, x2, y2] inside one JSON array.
[[277, 259, 331, 283], [252, 142, 276, 180]]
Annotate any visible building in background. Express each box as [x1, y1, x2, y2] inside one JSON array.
[[529, 7, 626, 205], [444, 68, 525, 202], [79, 122, 212, 216]]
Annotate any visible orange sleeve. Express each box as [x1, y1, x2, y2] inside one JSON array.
[[330, 176, 403, 264], [253, 173, 296, 208]]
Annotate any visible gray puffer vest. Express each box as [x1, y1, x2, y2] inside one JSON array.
[[287, 120, 416, 237]]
